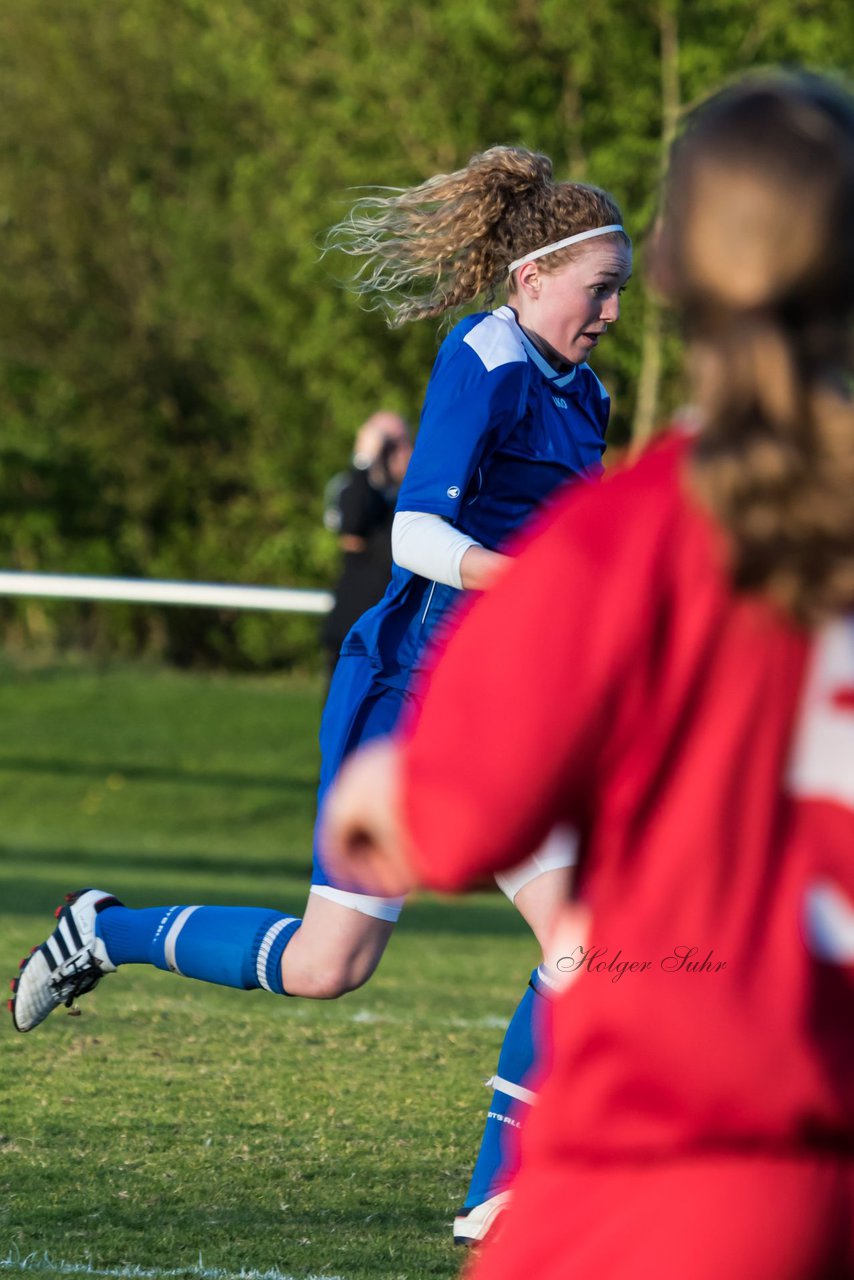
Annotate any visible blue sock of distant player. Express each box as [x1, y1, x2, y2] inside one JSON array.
[[462, 966, 554, 1210], [95, 904, 300, 995]]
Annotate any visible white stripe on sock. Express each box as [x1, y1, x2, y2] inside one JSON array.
[[255, 917, 298, 992], [162, 905, 201, 975], [486, 1074, 537, 1106]]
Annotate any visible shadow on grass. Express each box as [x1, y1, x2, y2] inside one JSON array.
[[0, 754, 316, 794], [1, 870, 527, 937], [0, 843, 314, 882]]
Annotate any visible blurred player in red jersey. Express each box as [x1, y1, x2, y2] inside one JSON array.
[[322, 71, 854, 1279]]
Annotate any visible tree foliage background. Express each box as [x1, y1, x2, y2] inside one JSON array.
[[0, 0, 851, 666]]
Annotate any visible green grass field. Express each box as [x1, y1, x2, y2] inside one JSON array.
[[0, 659, 537, 1280]]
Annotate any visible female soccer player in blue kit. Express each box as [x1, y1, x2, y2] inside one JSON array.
[[11, 145, 632, 1241]]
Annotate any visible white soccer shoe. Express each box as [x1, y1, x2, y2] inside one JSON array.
[[453, 1190, 512, 1246], [9, 889, 122, 1032]]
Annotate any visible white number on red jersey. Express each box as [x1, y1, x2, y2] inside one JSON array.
[[788, 619, 854, 964]]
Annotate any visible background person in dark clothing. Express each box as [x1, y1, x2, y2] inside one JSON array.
[[322, 411, 412, 680]]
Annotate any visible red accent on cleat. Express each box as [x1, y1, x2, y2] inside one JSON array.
[[54, 905, 63, 919], [19, 957, 28, 969], [7, 999, 13, 1012], [10, 978, 18, 992]]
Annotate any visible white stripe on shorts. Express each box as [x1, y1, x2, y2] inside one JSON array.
[[163, 905, 201, 974], [310, 884, 404, 922], [256, 916, 299, 991], [486, 1074, 537, 1107], [494, 823, 579, 903], [535, 963, 560, 992]]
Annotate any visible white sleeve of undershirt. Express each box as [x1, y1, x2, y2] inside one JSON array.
[[391, 510, 481, 590]]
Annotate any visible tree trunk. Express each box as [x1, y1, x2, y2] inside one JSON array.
[[631, 0, 680, 448]]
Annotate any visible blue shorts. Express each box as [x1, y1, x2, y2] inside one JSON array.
[[310, 654, 419, 920]]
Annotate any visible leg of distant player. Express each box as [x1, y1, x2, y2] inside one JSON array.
[[454, 862, 575, 1243], [85, 891, 394, 998], [10, 656, 407, 1030]]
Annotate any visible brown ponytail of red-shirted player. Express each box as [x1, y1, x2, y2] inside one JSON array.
[[653, 71, 854, 625]]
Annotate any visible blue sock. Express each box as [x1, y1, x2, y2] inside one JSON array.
[[463, 967, 553, 1210], [95, 904, 301, 995]]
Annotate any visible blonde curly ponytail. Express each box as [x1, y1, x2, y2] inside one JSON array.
[[327, 146, 625, 326]]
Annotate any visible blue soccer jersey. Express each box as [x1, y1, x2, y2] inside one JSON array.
[[340, 305, 609, 683]]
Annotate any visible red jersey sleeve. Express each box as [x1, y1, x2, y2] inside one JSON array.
[[400, 435, 692, 892]]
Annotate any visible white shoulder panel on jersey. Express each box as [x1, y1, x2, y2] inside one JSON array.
[[463, 307, 527, 373]]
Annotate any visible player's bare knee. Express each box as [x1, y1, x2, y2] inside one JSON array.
[[279, 896, 393, 998], [280, 950, 376, 999]]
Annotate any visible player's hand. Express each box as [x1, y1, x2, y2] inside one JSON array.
[[459, 545, 512, 591], [320, 738, 417, 898]]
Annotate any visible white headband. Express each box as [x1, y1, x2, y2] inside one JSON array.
[[508, 224, 624, 275]]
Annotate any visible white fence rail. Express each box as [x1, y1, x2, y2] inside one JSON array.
[[0, 572, 333, 615]]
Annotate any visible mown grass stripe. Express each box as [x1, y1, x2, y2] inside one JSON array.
[[0, 1252, 343, 1280]]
